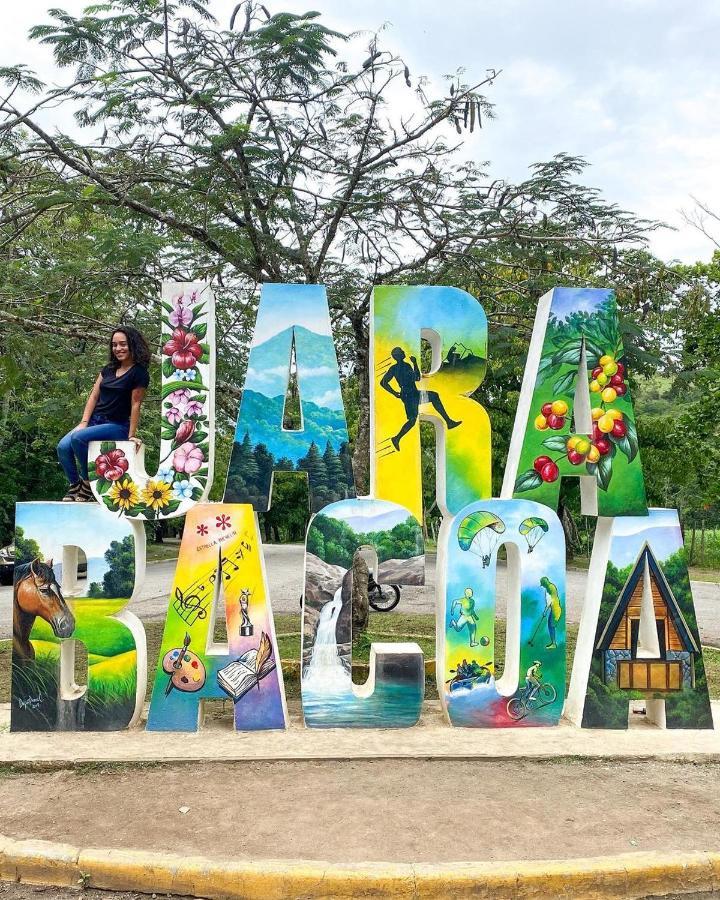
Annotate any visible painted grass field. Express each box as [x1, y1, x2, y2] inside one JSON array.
[[12, 598, 138, 730], [2, 613, 720, 711]]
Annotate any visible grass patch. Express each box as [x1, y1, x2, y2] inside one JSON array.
[[146, 542, 181, 563]]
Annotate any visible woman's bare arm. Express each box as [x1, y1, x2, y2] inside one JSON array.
[[128, 386, 146, 450]]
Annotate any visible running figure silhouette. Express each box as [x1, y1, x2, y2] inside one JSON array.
[[380, 347, 462, 450]]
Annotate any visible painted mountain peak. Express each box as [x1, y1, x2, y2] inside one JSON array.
[[243, 324, 344, 411]]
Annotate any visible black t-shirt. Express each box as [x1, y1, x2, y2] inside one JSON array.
[[93, 365, 150, 423]]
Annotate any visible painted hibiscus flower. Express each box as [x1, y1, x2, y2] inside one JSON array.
[[94, 449, 129, 482], [162, 328, 203, 370], [173, 442, 204, 474]]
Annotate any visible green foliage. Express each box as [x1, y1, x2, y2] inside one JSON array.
[[13, 526, 42, 565], [308, 512, 421, 568], [88, 535, 135, 598]]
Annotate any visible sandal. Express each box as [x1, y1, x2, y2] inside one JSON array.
[[75, 479, 96, 502], [62, 481, 82, 502]]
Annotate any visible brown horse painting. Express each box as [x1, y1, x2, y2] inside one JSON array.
[[13, 559, 75, 660]]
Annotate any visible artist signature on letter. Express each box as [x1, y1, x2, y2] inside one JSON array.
[[18, 694, 42, 710]]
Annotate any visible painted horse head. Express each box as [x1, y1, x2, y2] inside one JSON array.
[[13, 558, 75, 660]]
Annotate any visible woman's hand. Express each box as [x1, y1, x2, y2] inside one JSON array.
[[72, 421, 88, 432], [129, 436, 143, 454]]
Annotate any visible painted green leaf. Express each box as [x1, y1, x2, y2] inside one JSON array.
[[624, 417, 639, 462], [542, 435, 569, 452], [100, 441, 115, 454], [514, 470, 543, 493], [553, 369, 576, 396], [596, 453, 613, 491], [192, 323, 207, 340], [96, 476, 110, 493], [552, 344, 582, 366]]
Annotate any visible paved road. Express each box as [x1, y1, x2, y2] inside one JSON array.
[[2, 543, 720, 644]]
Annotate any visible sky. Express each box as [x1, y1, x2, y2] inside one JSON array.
[[4, 1, 720, 263], [608, 507, 682, 569]]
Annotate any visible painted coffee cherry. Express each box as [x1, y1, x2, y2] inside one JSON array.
[[615, 383, 627, 396], [575, 438, 591, 455], [599, 354, 614, 366], [597, 373, 609, 387], [592, 424, 602, 442], [541, 402, 553, 416], [596, 438, 611, 455], [587, 445, 601, 463], [610, 373, 624, 386], [598, 414, 615, 433], [591, 366, 603, 378], [616, 362, 625, 377], [567, 436, 580, 450], [533, 455, 552, 474], [601, 387, 617, 404], [547, 413, 565, 430], [590, 380, 601, 393], [567, 449, 584, 466], [603, 361, 619, 377], [612, 419, 627, 438], [591, 407, 604, 422], [551, 399, 568, 416], [607, 408, 623, 421], [535, 414, 548, 430], [540, 461, 559, 482]]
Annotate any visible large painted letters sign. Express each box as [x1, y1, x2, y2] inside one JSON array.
[[302, 499, 425, 728], [438, 499, 566, 727], [225, 284, 354, 512], [146, 504, 286, 732], [371, 286, 491, 523], [11, 503, 146, 732], [503, 287, 648, 517]]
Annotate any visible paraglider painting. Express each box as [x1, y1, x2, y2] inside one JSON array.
[[439, 498, 567, 728], [519, 516, 549, 554], [457, 510, 506, 567]]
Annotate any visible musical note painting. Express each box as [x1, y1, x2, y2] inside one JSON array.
[[146, 503, 287, 731]]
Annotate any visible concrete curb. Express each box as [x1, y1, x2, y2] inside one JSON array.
[[1, 834, 719, 899]]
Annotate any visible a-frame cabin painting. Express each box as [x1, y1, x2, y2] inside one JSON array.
[[581, 509, 712, 730], [595, 544, 697, 694]]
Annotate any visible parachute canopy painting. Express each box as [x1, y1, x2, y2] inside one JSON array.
[[519, 516, 549, 553], [457, 511, 506, 567]]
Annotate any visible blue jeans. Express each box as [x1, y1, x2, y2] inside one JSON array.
[[57, 414, 130, 482]]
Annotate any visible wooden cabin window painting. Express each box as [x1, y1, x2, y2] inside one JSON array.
[[596, 544, 698, 694]]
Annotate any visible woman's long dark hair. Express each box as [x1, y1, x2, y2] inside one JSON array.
[[108, 325, 151, 369]]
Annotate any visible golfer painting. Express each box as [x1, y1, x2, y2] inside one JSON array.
[[379, 346, 461, 450]]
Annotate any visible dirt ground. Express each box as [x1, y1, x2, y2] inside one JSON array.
[[1, 759, 720, 865]]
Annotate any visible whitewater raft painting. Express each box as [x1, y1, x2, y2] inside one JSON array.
[[146, 504, 286, 732], [11, 503, 145, 732], [301, 498, 425, 728], [581, 509, 712, 730], [224, 284, 354, 512], [371, 285, 490, 521], [440, 499, 566, 728]]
